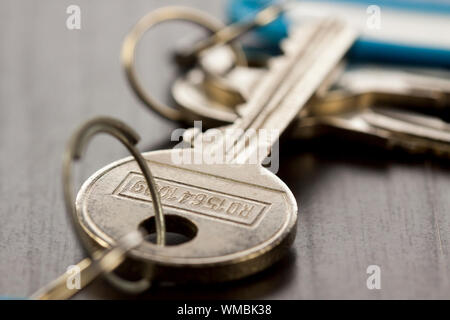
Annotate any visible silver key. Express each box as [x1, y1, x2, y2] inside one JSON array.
[[173, 59, 450, 125], [30, 231, 143, 300], [173, 57, 450, 156], [74, 19, 357, 284], [293, 105, 450, 157]]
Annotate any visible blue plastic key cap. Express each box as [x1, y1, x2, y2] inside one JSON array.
[[227, 0, 450, 68]]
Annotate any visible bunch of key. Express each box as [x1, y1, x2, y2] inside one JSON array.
[[31, 5, 450, 299]]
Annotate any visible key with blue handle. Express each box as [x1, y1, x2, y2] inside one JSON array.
[[228, 0, 450, 68]]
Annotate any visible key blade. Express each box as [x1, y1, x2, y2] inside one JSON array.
[[361, 108, 450, 156], [297, 107, 450, 157], [262, 20, 357, 135], [226, 18, 357, 163], [30, 231, 143, 300], [30, 257, 100, 300]]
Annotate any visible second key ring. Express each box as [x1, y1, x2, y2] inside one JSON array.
[[30, 117, 167, 299], [63, 117, 166, 248], [121, 6, 247, 122]]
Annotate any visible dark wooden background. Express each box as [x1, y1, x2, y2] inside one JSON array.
[[1, 0, 449, 299]]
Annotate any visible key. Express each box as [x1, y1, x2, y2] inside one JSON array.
[[306, 65, 450, 120], [74, 19, 357, 284], [173, 54, 450, 125], [292, 105, 450, 157], [172, 57, 450, 157]]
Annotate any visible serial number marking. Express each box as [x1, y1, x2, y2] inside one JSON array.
[[113, 172, 270, 226]]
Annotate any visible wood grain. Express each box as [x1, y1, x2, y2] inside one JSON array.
[[0, 0, 449, 299]]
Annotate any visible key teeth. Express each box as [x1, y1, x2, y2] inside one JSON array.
[[279, 37, 298, 56], [267, 56, 287, 70], [268, 34, 305, 69], [279, 31, 307, 56], [361, 108, 450, 158], [278, 18, 347, 58]]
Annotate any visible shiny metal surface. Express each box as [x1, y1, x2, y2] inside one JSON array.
[[121, 6, 247, 122], [174, 2, 287, 66], [4, 0, 450, 299], [30, 230, 143, 300], [76, 149, 297, 283], [31, 117, 165, 299], [76, 19, 355, 283], [173, 57, 450, 156]]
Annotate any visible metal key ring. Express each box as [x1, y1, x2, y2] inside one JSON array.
[[31, 117, 165, 299], [121, 6, 247, 122], [62, 117, 166, 246]]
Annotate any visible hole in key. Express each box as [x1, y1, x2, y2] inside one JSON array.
[[138, 214, 197, 246]]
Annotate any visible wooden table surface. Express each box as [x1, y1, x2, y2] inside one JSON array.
[[1, 0, 449, 299]]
